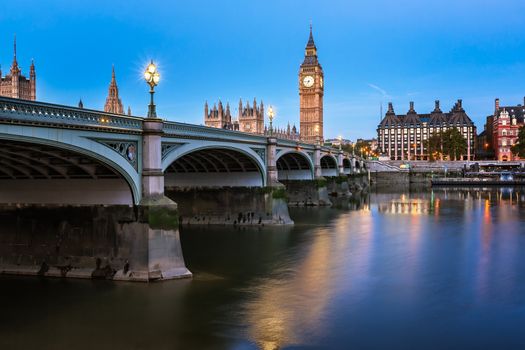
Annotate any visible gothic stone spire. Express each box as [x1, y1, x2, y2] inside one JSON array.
[[10, 34, 20, 75], [104, 65, 124, 114]]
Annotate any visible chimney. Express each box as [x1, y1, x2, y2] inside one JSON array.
[[456, 99, 463, 110], [409, 101, 415, 113], [433, 100, 441, 113], [387, 102, 394, 114], [495, 98, 500, 111]]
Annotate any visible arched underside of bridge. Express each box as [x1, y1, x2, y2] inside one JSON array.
[[276, 152, 313, 181], [164, 148, 265, 187], [343, 158, 352, 175], [0, 139, 134, 205], [321, 155, 338, 177]]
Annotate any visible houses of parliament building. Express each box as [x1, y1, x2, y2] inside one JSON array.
[[0, 37, 36, 101], [204, 26, 324, 144]]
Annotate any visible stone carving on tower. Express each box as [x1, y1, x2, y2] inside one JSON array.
[[104, 66, 124, 114], [238, 98, 264, 134], [0, 35, 36, 100], [299, 25, 324, 144], [204, 100, 235, 129], [204, 98, 265, 134]]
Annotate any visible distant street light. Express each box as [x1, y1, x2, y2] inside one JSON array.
[[268, 105, 275, 137], [144, 60, 160, 118]]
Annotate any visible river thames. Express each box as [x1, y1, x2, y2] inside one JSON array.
[[1, 188, 525, 349]]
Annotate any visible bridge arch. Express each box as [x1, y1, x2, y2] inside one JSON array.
[[275, 150, 314, 181], [0, 132, 140, 205], [162, 143, 266, 187], [320, 154, 338, 177]]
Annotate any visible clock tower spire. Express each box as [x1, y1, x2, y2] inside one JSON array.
[[299, 24, 324, 144]]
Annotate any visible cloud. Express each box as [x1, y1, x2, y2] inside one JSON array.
[[367, 83, 391, 99]]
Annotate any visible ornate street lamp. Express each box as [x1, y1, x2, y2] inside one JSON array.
[[338, 135, 343, 150], [144, 60, 160, 118], [268, 105, 275, 137]]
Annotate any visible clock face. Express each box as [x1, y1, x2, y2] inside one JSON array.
[[303, 75, 314, 88], [320, 76, 324, 88]]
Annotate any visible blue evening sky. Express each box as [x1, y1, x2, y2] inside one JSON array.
[[1, 0, 524, 139]]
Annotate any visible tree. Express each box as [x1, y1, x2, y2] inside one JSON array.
[[342, 140, 373, 157], [442, 128, 467, 161], [425, 133, 443, 161], [511, 126, 525, 158]]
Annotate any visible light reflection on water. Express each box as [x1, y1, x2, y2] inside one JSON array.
[[1, 188, 525, 349]]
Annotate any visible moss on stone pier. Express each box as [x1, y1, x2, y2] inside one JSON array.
[[271, 187, 287, 200], [146, 205, 179, 231], [315, 178, 327, 188]]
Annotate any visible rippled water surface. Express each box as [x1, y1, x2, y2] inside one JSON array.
[[2, 188, 525, 349]]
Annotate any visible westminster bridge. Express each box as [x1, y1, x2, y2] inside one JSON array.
[[0, 96, 364, 281]]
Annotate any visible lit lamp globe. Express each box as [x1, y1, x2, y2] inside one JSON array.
[[268, 106, 275, 136], [144, 60, 160, 118]]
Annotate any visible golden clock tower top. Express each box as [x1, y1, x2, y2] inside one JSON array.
[[299, 25, 324, 144]]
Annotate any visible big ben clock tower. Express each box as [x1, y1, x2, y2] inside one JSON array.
[[299, 25, 324, 144]]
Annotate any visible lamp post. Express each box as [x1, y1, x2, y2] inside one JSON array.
[[144, 60, 160, 118], [268, 105, 275, 137], [338, 135, 343, 151]]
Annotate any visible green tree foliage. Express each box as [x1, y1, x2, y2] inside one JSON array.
[[425, 133, 443, 161], [442, 128, 467, 160], [511, 126, 525, 158], [425, 128, 467, 161]]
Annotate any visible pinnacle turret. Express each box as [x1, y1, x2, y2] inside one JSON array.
[[103, 66, 124, 114], [10, 34, 20, 75]]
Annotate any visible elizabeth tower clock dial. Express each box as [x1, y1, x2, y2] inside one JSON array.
[[303, 76, 314, 87], [299, 25, 324, 144]]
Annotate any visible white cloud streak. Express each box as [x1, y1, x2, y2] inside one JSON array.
[[367, 83, 391, 99]]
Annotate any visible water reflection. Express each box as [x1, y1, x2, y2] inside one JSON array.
[[238, 212, 362, 349], [2, 188, 525, 349]]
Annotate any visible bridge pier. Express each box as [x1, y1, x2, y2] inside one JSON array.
[[0, 203, 191, 282], [142, 118, 165, 198], [337, 151, 345, 176], [266, 136, 281, 187], [134, 117, 191, 280], [166, 187, 293, 225]]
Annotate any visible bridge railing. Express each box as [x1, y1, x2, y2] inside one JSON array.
[[0, 97, 143, 133], [163, 120, 269, 144]]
